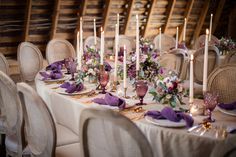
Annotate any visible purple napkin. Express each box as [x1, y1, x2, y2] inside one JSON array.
[[218, 101, 236, 110], [60, 82, 84, 93], [145, 107, 194, 127], [46, 60, 64, 71], [93, 93, 126, 110], [40, 71, 63, 80]]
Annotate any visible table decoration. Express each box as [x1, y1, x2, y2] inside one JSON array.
[[203, 91, 219, 122], [209, 14, 213, 41], [39, 70, 63, 81], [159, 27, 162, 52], [203, 29, 209, 93], [183, 18, 187, 42], [135, 80, 148, 105], [145, 107, 194, 127], [60, 81, 84, 93], [64, 57, 74, 74], [69, 60, 77, 81], [93, 19, 97, 46], [216, 37, 236, 55], [175, 27, 179, 49], [149, 70, 185, 108], [46, 60, 64, 71], [98, 70, 109, 94], [136, 14, 140, 77], [92, 92, 126, 110]]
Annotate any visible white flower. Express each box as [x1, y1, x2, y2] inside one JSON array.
[[163, 77, 170, 83], [140, 54, 148, 62], [131, 56, 136, 62], [166, 82, 173, 89], [177, 84, 183, 92], [166, 94, 172, 99], [86, 59, 93, 65], [88, 68, 96, 75]]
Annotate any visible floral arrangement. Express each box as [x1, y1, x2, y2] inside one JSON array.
[[140, 38, 154, 54], [216, 37, 236, 55], [149, 71, 184, 108]]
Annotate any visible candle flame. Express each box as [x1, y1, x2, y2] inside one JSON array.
[[117, 13, 119, 17], [136, 14, 138, 19], [159, 27, 161, 32], [184, 18, 186, 21], [206, 29, 209, 35], [101, 27, 103, 32], [124, 45, 126, 50], [94, 19, 96, 22], [211, 13, 213, 17], [177, 27, 178, 30], [80, 17, 83, 21], [190, 54, 194, 60]]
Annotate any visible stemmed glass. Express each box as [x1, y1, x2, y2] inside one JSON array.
[[69, 61, 77, 81], [64, 57, 74, 74], [203, 91, 219, 122], [98, 70, 109, 94], [135, 80, 148, 105]]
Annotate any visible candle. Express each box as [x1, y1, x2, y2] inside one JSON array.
[[159, 27, 162, 52], [123, 45, 127, 89], [136, 14, 140, 71], [80, 17, 83, 61], [183, 18, 187, 42], [114, 24, 118, 82], [189, 54, 194, 103], [209, 14, 213, 41], [94, 19, 97, 45], [203, 29, 209, 93], [117, 14, 119, 36], [175, 27, 179, 49], [77, 31, 81, 70], [100, 27, 104, 65]]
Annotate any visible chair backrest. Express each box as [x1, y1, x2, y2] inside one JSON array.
[[80, 108, 153, 157], [193, 46, 220, 84], [17, 42, 43, 82], [223, 51, 236, 64], [17, 82, 56, 157], [159, 49, 188, 79], [193, 34, 219, 50], [114, 35, 135, 54], [0, 53, 10, 75], [0, 71, 24, 156], [153, 34, 176, 51], [207, 64, 236, 103], [46, 39, 76, 64], [84, 36, 101, 51]]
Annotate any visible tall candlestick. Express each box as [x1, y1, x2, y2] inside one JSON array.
[[209, 14, 213, 41], [94, 19, 97, 46], [77, 31, 81, 70], [189, 54, 194, 103], [136, 14, 140, 72], [114, 24, 118, 82], [183, 18, 187, 42], [79, 17, 83, 61], [203, 29, 209, 93], [117, 14, 119, 36], [100, 27, 104, 65], [175, 27, 179, 49], [159, 27, 162, 52], [123, 45, 127, 89]]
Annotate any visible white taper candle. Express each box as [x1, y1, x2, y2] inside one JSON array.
[[183, 18, 187, 42], [94, 19, 97, 45], [175, 27, 179, 49], [100, 27, 104, 65], [189, 54, 194, 103], [114, 24, 118, 82], [123, 45, 127, 89], [136, 14, 140, 71], [159, 27, 162, 52], [77, 31, 81, 70], [209, 14, 213, 41], [79, 17, 83, 60], [203, 29, 209, 93]]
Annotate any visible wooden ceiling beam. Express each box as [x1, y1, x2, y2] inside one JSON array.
[[50, 0, 61, 39], [163, 0, 176, 34], [179, 0, 195, 42], [76, 0, 87, 31], [102, 0, 112, 32], [143, 0, 157, 37], [123, 0, 135, 35], [192, 0, 210, 44], [212, 0, 226, 34], [23, 0, 32, 41]]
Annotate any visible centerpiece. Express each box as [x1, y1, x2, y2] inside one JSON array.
[[216, 37, 236, 55]]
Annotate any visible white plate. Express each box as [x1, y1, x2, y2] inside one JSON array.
[[145, 116, 186, 128], [218, 107, 236, 117], [55, 86, 91, 95]]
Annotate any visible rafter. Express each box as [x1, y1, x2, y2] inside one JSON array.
[[143, 0, 157, 37], [23, 0, 32, 41], [50, 0, 61, 39], [192, 0, 210, 44], [123, 0, 135, 35], [212, 0, 226, 33], [179, 0, 195, 42], [76, 0, 87, 31], [163, 0, 176, 34], [102, 0, 112, 33]]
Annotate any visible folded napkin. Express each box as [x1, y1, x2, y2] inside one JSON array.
[[46, 60, 64, 71], [40, 71, 63, 81], [145, 107, 194, 127], [93, 93, 126, 110], [218, 101, 236, 110], [60, 82, 84, 93]]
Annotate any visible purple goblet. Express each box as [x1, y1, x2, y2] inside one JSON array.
[[203, 91, 219, 122], [64, 57, 74, 74], [98, 70, 109, 94], [135, 80, 148, 105], [69, 61, 77, 81]]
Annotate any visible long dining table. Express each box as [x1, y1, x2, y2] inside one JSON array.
[[35, 73, 236, 157]]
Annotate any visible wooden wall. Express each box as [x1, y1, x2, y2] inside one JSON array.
[[0, 0, 235, 57]]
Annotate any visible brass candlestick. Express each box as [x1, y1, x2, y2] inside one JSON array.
[[111, 80, 117, 92], [136, 70, 140, 80], [124, 87, 127, 98], [189, 102, 205, 116]]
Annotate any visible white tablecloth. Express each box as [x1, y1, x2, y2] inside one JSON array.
[[35, 74, 236, 157]]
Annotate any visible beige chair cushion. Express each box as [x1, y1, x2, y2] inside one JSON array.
[[56, 143, 80, 157]]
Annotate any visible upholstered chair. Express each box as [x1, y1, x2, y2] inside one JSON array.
[[83, 36, 101, 51], [153, 34, 176, 52], [207, 64, 236, 103], [17, 42, 43, 88], [114, 35, 135, 55], [17, 82, 80, 157], [79, 107, 153, 157], [193, 35, 219, 50], [0, 53, 10, 75], [0, 71, 29, 157], [46, 39, 76, 64]]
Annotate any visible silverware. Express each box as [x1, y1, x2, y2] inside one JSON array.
[[187, 125, 201, 133]]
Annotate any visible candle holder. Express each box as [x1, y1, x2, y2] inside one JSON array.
[[123, 87, 131, 99], [189, 102, 205, 116], [136, 70, 140, 80]]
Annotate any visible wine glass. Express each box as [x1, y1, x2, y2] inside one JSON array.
[[99, 70, 109, 94], [69, 61, 77, 81], [135, 80, 148, 105], [203, 91, 219, 122], [64, 57, 74, 74]]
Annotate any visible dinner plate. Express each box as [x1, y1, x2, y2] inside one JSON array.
[[218, 107, 236, 117], [145, 116, 186, 128], [55, 86, 91, 95]]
